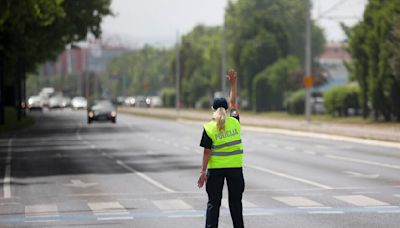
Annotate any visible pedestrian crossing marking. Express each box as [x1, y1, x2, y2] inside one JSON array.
[[221, 199, 257, 209], [334, 195, 390, 207], [88, 201, 133, 220], [272, 196, 323, 207], [153, 199, 193, 210], [25, 204, 59, 222]]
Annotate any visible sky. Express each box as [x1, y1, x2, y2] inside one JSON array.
[[101, 0, 368, 48]]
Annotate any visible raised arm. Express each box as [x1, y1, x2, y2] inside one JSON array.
[[227, 69, 238, 109]]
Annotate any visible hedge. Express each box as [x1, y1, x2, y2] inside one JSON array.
[[324, 84, 361, 116]]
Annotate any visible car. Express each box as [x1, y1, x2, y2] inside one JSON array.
[[27, 96, 43, 111], [71, 96, 87, 110], [87, 100, 117, 124], [148, 96, 162, 107], [48, 95, 64, 110], [124, 96, 136, 106]]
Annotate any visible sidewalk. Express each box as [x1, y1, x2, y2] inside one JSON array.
[[119, 107, 400, 143]]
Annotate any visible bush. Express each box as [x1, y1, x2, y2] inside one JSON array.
[[0, 107, 34, 132], [252, 75, 270, 112], [285, 89, 305, 114], [324, 84, 361, 116], [252, 56, 301, 112], [160, 88, 176, 108]]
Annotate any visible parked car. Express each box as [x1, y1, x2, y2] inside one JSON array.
[[87, 100, 117, 124], [27, 96, 43, 111], [71, 96, 87, 110]]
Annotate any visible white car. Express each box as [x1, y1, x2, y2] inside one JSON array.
[[27, 96, 43, 111], [49, 96, 64, 109], [71, 97, 87, 110]]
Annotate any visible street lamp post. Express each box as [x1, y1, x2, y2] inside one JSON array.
[[175, 31, 180, 112], [305, 0, 312, 122]]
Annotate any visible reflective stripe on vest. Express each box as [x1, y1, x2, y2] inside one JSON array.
[[203, 117, 243, 169]]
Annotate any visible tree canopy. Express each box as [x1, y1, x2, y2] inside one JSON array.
[[347, 0, 400, 121], [225, 0, 325, 107]]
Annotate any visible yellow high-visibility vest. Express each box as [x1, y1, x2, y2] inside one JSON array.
[[203, 117, 243, 169]]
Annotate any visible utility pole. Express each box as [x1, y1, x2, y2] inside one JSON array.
[[305, 0, 312, 122], [221, 22, 227, 96], [175, 31, 180, 112]]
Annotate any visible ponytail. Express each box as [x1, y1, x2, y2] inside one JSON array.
[[213, 107, 227, 132]]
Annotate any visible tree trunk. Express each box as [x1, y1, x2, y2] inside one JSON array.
[[0, 56, 4, 125], [15, 61, 22, 121]]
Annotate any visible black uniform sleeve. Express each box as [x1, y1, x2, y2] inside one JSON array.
[[200, 129, 212, 149]]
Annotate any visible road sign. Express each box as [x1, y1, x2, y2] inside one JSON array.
[[304, 75, 314, 88]]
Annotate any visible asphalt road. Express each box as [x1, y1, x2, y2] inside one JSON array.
[[0, 109, 400, 228]]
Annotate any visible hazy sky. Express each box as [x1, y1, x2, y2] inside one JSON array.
[[101, 0, 368, 48]]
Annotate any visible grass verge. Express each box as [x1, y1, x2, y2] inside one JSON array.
[[0, 107, 34, 133]]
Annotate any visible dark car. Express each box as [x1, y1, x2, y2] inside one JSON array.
[[87, 100, 117, 124]]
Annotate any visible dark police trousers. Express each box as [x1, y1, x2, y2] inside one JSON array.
[[205, 168, 245, 228]]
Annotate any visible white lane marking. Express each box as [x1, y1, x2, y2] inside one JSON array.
[[334, 195, 390, 207], [378, 210, 400, 214], [243, 126, 400, 149], [268, 143, 278, 148], [395, 194, 400, 198], [25, 204, 59, 222], [302, 150, 316, 155], [116, 160, 175, 193], [246, 164, 333, 189], [90, 144, 96, 149], [315, 145, 328, 149], [344, 171, 379, 179], [168, 214, 203, 218], [244, 211, 273, 216], [298, 206, 331, 209], [308, 211, 344, 214], [3, 139, 13, 198], [325, 154, 400, 170], [64, 179, 98, 188], [88, 202, 133, 220], [285, 146, 295, 151], [153, 199, 193, 210], [75, 124, 82, 140], [221, 199, 257, 209], [272, 196, 323, 207]]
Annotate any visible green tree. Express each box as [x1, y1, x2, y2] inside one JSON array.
[[347, 0, 400, 121], [172, 25, 223, 107], [225, 0, 325, 108], [0, 0, 112, 123], [106, 46, 171, 97], [252, 56, 301, 112]]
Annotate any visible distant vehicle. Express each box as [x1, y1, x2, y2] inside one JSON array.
[[62, 97, 71, 108], [27, 96, 43, 111], [49, 96, 64, 109], [40, 87, 55, 97], [71, 97, 87, 110], [87, 100, 117, 124], [116, 96, 126, 105], [135, 96, 149, 107], [149, 96, 162, 107], [124, 96, 136, 106]]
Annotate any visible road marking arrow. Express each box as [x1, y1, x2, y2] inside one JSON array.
[[64, 179, 98, 188], [344, 171, 379, 179]]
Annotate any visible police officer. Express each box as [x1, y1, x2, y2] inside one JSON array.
[[198, 69, 244, 228]]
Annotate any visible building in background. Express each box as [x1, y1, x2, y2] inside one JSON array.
[[317, 41, 352, 92], [38, 40, 131, 97]]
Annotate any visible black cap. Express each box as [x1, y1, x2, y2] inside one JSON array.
[[212, 97, 228, 110]]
